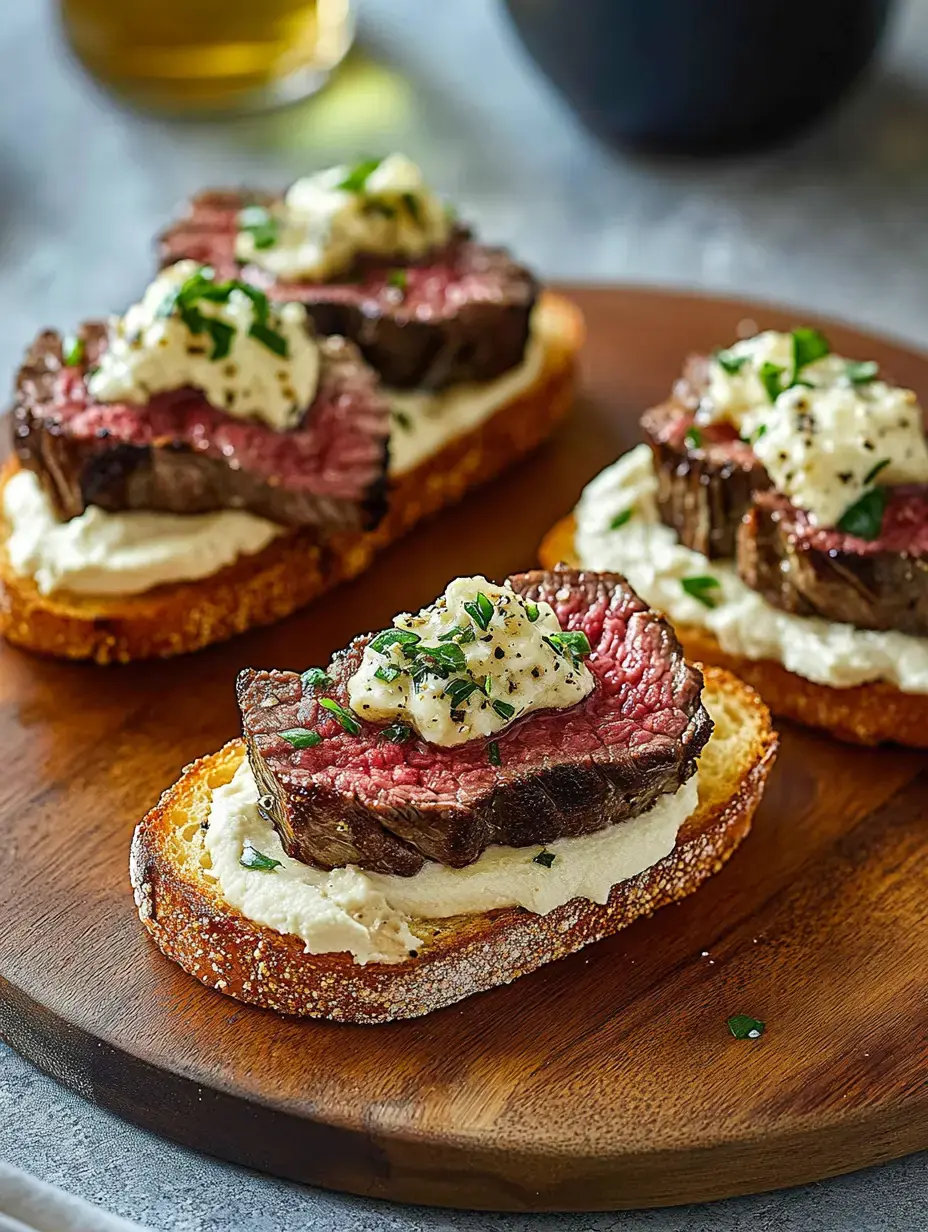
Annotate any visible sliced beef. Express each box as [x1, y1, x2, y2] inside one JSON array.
[[237, 568, 712, 876], [158, 190, 538, 390], [13, 324, 390, 532], [738, 487, 928, 636], [641, 357, 769, 560]]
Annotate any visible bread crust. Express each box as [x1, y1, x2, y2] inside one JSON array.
[[0, 292, 581, 663], [539, 513, 928, 748], [129, 666, 777, 1023]]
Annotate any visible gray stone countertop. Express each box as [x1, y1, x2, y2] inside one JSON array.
[[1, 0, 927, 1228]]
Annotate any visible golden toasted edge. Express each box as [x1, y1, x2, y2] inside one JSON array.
[[539, 512, 928, 748], [0, 292, 583, 664], [129, 665, 776, 1024]]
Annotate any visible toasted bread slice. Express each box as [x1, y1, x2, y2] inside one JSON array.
[[540, 514, 928, 748], [0, 292, 581, 664], [130, 666, 776, 1023]]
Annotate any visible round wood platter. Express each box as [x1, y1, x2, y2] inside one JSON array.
[[1, 286, 927, 1212]]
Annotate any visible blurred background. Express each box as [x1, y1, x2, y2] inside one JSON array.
[[3, 0, 928, 382]]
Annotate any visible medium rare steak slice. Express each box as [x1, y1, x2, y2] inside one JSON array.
[[237, 568, 712, 876], [641, 357, 769, 560], [13, 323, 390, 531], [738, 488, 928, 636], [158, 190, 538, 390]]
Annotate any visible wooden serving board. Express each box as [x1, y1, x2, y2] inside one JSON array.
[[1, 287, 927, 1211]]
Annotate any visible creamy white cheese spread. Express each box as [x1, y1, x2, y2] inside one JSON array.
[[3, 469, 279, 597], [347, 576, 594, 746], [574, 444, 928, 695], [236, 153, 452, 283], [88, 261, 320, 431], [202, 758, 698, 964], [699, 329, 928, 527]]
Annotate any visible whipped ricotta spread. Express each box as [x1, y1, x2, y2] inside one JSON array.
[[699, 329, 928, 527], [236, 153, 452, 282], [89, 261, 320, 431], [348, 575, 594, 746], [574, 444, 928, 694], [202, 758, 698, 964], [4, 469, 279, 597]]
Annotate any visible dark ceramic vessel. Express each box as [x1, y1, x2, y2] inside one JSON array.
[[503, 0, 894, 154]]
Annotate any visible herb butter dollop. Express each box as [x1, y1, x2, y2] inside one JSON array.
[[88, 260, 320, 431], [347, 576, 595, 746], [235, 153, 452, 282], [698, 329, 928, 528]]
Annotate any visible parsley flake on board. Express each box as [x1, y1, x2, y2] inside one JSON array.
[[684, 426, 703, 449], [727, 1014, 765, 1040], [487, 740, 501, 766], [301, 667, 332, 690], [62, 335, 85, 367], [238, 205, 279, 250], [319, 698, 361, 735], [239, 842, 281, 872], [836, 486, 887, 540], [681, 576, 721, 608], [846, 359, 879, 385], [278, 728, 322, 749], [532, 849, 556, 868], [609, 509, 633, 531]]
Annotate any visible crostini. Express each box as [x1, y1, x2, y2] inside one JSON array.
[[1, 162, 582, 663], [130, 569, 776, 1023], [540, 328, 928, 747]]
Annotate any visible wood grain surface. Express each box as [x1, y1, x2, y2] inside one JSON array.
[[1, 286, 926, 1211]]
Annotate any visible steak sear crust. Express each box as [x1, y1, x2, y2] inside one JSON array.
[[237, 568, 712, 876], [13, 324, 390, 531], [158, 189, 538, 391]]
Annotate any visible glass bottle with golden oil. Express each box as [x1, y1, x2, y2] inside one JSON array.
[[60, 0, 354, 114]]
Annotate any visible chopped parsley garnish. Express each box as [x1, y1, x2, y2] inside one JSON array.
[[863, 457, 891, 486], [319, 697, 361, 735], [545, 630, 592, 669], [444, 678, 479, 708], [681, 576, 721, 608], [239, 842, 281, 872], [387, 268, 408, 292], [370, 628, 421, 654], [715, 348, 748, 376], [837, 486, 887, 540], [463, 591, 494, 631], [492, 699, 515, 721], [727, 1014, 765, 1040], [487, 740, 501, 766], [380, 721, 412, 743], [337, 156, 382, 193], [238, 205, 279, 250], [392, 408, 412, 431], [684, 426, 703, 449], [62, 335, 85, 367], [301, 667, 332, 690], [758, 361, 785, 403], [248, 320, 289, 358], [402, 191, 422, 223], [278, 727, 322, 749], [375, 663, 404, 683], [525, 601, 540, 623], [532, 849, 556, 868], [206, 318, 235, 361], [847, 359, 879, 385], [752, 423, 768, 442], [791, 326, 830, 375], [438, 624, 476, 644], [609, 509, 633, 530]]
